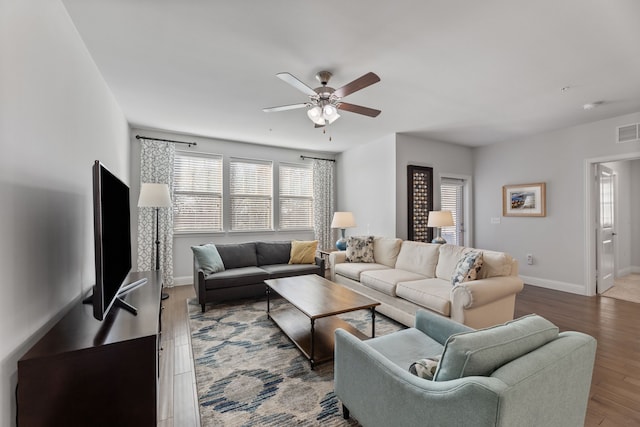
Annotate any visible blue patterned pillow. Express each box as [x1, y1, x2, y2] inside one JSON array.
[[451, 251, 483, 286], [409, 355, 441, 380], [345, 236, 375, 263]]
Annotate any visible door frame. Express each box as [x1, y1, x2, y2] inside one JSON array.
[[584, 151, 640, 296]]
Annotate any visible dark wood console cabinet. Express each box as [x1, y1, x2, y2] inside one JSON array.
[[17, 271, 163, 427]]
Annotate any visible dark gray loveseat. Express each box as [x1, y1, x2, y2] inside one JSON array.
[[193, 241, 324, 312]]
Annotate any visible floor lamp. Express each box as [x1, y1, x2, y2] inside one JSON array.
[[138, 183, 172, 300]]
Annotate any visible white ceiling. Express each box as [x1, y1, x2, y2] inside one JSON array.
[[61, 0, 640, 153]]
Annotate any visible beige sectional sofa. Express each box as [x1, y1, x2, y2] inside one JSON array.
[[329, 237, 524, 328]]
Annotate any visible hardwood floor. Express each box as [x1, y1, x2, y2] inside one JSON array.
[[158, 285, 200, 427], [161, 284, 640, 426], [515, 285, 640, 426]]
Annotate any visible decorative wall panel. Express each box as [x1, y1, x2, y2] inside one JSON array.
[[407, 165, 433, 242]]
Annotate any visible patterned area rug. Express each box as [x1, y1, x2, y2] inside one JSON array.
[[188, 296, 404, 426]]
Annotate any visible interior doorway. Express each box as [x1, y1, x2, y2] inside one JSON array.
[[585, 153, 640, 296]]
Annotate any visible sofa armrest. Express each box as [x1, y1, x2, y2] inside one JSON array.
[[334, 329, 505, 427], [451, 275, 524, 309], [414, 309, 474, 345], [329, 251, 346, 280], [193, 255, 207, 311]]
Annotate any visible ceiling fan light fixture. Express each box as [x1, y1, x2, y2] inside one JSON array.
[[326, 111, 340, 124], [307, 105, 322, 120]]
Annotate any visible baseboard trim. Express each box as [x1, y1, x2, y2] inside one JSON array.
[[173, 275, 193, 286], [520, 275, 588, 296]]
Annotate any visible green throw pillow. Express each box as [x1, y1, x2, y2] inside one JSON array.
[[434, 314, 559, 381], [191, 244, 225, 275]]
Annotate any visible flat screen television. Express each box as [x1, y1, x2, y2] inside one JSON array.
[[90, 160, 135, 321]]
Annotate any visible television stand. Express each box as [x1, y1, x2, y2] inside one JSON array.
[[17, 271, 162, 426]]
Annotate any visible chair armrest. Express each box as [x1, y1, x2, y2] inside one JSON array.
[[314, 256, 325, 275], [414, 309, 474, 345], [451, 275, 524, 309], [334, 329, 505, 427]]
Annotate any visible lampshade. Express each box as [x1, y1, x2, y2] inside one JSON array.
[[427, 210, 454, 227], [138, 183, 172, 208], [331, 212, 357, 229]]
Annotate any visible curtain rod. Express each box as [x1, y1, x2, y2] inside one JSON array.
[[300, 155, 335, 162], [136, 134, 197, 147]]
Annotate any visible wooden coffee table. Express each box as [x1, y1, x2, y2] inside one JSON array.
[[265, 274, 380, 369]]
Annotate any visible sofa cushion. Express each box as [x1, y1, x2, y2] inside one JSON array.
[[256, 241, 291, 266], [435, 244, 469, 280], [215, 242, 258, 269], [395, 241, 440, 277], [478, 250, 514, 278], [191, 244, 225, 274], [396, 279, 451, 316], [203, 266, 269, 290], [289, 240, 318, 264], [361, 269, 427, 297], [260, 263, 320, 279], [433, 314, 559, 381], [346, 236, 375, 263], [451, 251, 483, 286], [334, 262, 390, 281], [373, 237, 403, 267], [365, 328, 445, 371]]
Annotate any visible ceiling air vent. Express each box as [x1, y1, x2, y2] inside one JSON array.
[[616, 123, 640, 144]]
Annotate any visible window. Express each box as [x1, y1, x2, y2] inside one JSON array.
[[230, 158, 273, 231], [440, 178, 464, 245], [173, 152, 223, 233], [279, 163, 313, 230]]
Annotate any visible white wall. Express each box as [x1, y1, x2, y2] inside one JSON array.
[[474, 111, 640, 295], [129, 128, 336, 284], [336, 134, 397, 237], [395, 134, 474, 241], [0, 1, 129, 425]]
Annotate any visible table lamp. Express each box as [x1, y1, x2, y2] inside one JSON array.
[[427, 210, 454, 244], [331, 212, 356, 250]]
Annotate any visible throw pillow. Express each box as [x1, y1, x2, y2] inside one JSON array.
[[433, 314, 559, 381], [191, 244, 225, 275], [289, 240, 318, 264], [451, 251, 483, 286], [345, 236, 375, 263], [409, 355, 441, 380]]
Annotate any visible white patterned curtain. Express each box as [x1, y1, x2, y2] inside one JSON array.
[[137, 140, 175, 286], [312, 159, 335, 250]]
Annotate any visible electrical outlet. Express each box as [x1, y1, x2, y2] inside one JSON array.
[[526, 254, 533, 265]]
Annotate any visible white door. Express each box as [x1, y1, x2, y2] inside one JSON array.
[[596, 164, 615, 294], [440, 178, 465, 245]]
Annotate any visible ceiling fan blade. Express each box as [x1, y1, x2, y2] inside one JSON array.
[[337, 102, 381, 117], [276, 72, 318, 97], [314, 123, 325, 128], [262, 103, 309, 112], [333, 72, 380, 98]]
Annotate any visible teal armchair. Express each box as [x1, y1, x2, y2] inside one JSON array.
[[334, 309, 596, 427]]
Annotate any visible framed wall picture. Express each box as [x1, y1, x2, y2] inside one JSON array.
[[503, 183, 546, 217], [407, 165, 434, 242]]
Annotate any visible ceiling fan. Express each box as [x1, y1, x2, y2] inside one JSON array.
[[263, 70, 381, 127]]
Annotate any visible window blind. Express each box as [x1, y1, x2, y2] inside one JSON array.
[[279, 164, 313, 229], [173, 152, 223, 233], [441, 178, 464, 245], [230, 158, 273, 231]]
